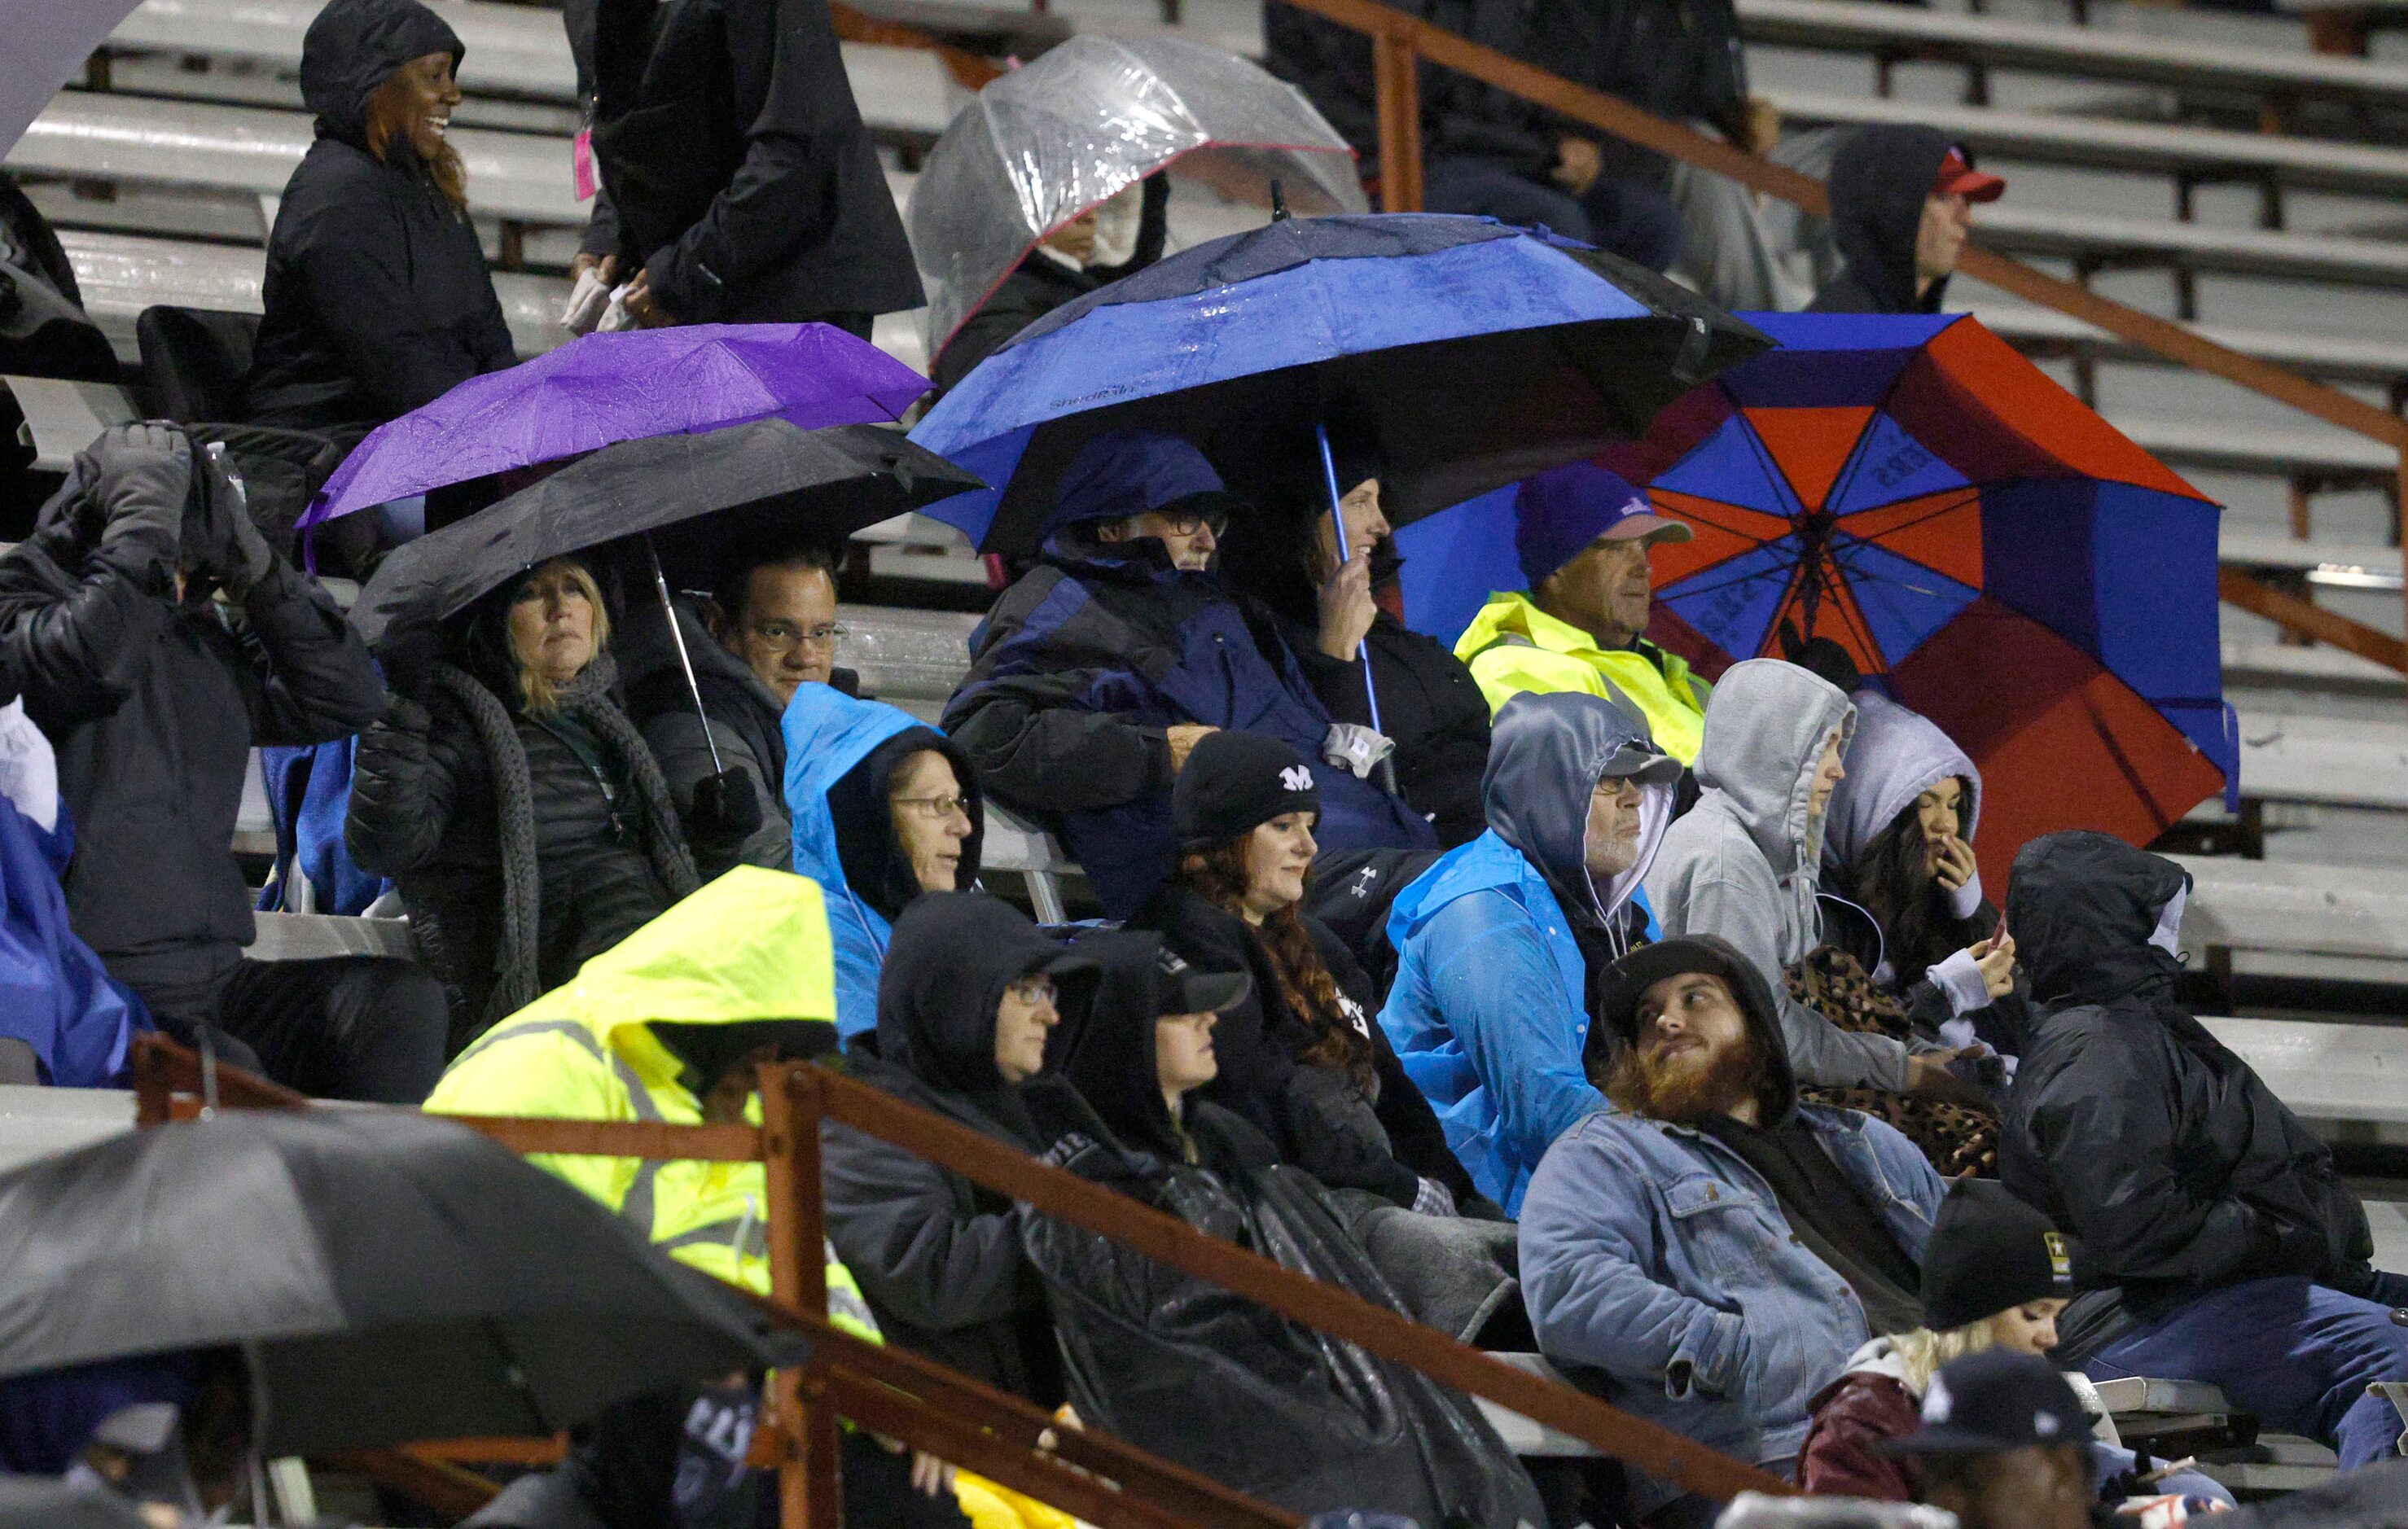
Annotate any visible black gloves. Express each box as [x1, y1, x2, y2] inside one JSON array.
[[687, 768, 764, 840], [372, 597, 444, 705], [86, 422, 190, 557], [182, 445, 277, 595]]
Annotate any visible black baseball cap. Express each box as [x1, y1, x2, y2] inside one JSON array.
[[1883, 1349, 2090, 1458], [1155, 947, 1250, 1018]]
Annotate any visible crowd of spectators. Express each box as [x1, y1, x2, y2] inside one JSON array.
[[2, 0, 2404, 1523]]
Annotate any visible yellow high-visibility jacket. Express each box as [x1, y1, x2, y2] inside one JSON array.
[[1453, 592, 1712, 764]]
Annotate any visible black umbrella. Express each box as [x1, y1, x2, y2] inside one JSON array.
[[347, 417, 985, 645], [0, 1478, 148, 1529], [0, 1110, 801, 1457]]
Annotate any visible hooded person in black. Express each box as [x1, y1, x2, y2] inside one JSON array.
[[1807, 125, 2002, 316], [244, 0, 515, 439], [590, 0, 923, 333], [1999, 830, 2408, 1468], [821, 892, 1090, 1403]]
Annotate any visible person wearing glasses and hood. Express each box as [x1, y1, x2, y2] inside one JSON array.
[[2001, 831, 2408, 1470], [245, 0, 515, 439], [1378, 690, 1682, 1214], [822, 892, 1092, 1404], [943, 430, 1435, 920], [782, 687, 983, 1044]]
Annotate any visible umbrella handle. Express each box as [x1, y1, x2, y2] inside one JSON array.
[[647, 537, 726, 777], [1316, 421, 1400, 798]]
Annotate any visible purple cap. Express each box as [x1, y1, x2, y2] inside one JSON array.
[[1513, 462, 1692, 589]]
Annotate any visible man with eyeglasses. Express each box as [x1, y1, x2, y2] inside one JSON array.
[[631, 541, 857, 878], [945, 429, 1436, 919]]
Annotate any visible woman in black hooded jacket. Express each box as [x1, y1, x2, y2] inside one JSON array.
[[245, 0, 515, 438]]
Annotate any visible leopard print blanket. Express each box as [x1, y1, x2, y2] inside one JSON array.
[[1786, 946, 1998, 1180]]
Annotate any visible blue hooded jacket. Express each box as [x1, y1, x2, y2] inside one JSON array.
[[942, 432, 1436, 917], [783, 684, 983, 1040], [0, 797, 147, 1087], [1379, 691, 1676, 1212]]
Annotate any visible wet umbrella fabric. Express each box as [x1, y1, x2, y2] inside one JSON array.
[[305, 322, 935, 528], [1399, 311, 2233, 870], [0, 1109, 796, 1457], [910, 32, 1366, 361], [907, 212, 1769, 555], [348, 417, 982, 643]]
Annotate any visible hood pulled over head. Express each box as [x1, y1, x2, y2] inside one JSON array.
[[1695, 659, 1856, 879], [1052, 929, 1190, 1160], [2006, 830, 2191, 1008], [875, 892, 1083, 1100], [1484, 690, 1681, 927], [1588, 933, 1798, 1125], [300, 0, 464, 148], [1827, 125, 1957, 313], [1822, 689, 1980, 874], [785, 686, 983, 922], [1041, 429, 1236, 544]]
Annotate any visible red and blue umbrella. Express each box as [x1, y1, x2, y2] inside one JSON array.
[[1401, 312, 2233, 870]]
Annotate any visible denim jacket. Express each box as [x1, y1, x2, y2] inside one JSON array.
[[1517, 1103, 1943, 1466]]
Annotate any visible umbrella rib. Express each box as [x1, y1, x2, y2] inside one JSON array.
[[1836, 485, 1983, 542], [1662, 501, 1791, 550], [1662, 546, 1804, 602]]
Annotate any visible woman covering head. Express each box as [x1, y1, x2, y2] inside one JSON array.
[[349, 556, 700, 1049], [245, 0, 515, 438], [1821, 690, 2022, 1057], [822, 892, 1090, 1402], [783, 685, 985, 1042], [1134, 729, 1489, 1218], [1043, 930, 1253, 1171]]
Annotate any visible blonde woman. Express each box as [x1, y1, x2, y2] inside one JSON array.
[[247, 0, 515, 438], [349, 557, 698, 1049]]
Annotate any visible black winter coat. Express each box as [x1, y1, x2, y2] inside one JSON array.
[[246, 0, 515, 435], [1134, 885, 1480, 1211], [2000, 832, 2382, 1319], [1292, 611, 1491, 849], [622, 595, 792, 878], [0, 447, 384, 991], [346, 684, 680, 1032], [1809, 125, 1955, 316], [590, 0, 922, 325]]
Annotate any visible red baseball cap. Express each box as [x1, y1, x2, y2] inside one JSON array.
[[1932, 147, 2006, 204]]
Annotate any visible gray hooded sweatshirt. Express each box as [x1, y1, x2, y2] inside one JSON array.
[[1646, 659, 1927, 1091]]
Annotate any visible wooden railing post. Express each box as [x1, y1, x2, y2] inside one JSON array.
[[761, 1062, 841, 1528], [1372, 26, 1423, 212]]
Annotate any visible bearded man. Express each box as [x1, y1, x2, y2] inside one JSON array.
[[1515, 935, 1946, 1527]]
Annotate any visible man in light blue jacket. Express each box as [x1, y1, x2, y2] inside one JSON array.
[[1379, 690, 1681, 1213], [1520, 934, 1943, 1523]]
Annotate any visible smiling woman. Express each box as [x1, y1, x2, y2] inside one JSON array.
[[245, 0, 515, 440]]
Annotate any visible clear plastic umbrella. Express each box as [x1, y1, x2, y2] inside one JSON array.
[[909, 33, 1368, 363]]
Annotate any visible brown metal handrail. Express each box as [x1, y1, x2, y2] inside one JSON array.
[[1283, 0, 2408, 664], [130, 1036, 1791, 1522]]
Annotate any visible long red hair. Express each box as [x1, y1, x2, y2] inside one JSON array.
[[1179, 838, 1375, 1090]]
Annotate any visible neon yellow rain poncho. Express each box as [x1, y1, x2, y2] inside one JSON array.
[[1453, 591, 1712, 765]]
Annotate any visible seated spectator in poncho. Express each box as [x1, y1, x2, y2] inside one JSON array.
[[2002, 830, 2408, 1471], [942, 430, 1434, 918], [1519, 935, 1943, 1526], [1380, 690, 1678, 1213], [783, 685, 982, 1042], [1135, 729, 1489, 1218]]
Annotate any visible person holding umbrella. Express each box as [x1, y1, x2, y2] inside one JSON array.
[[941, 430, 1436, 920], [931, 177, 1169, 396], [348, 554, 701, 1050]]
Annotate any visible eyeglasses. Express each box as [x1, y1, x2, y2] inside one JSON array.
[[1005, 976, 1058, 1006], [747, 620, 845, 655], [1159, 506, 1229, 538], [892, 793, 975, 821]]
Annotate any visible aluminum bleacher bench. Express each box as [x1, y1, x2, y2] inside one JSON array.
[[2177, 852, 2408, 988], [52, 229, 572, 363], [2198, 1014, 2408, 1130], [247, 911, 422, 963], [1972, 304, 2408, 407], [2109, 416, 2400, 487], [0, 1084, 136, 1174], [1739, 0, 2408, 121], [1969, 205, 2408, 322], [2221, 531, 2404, 593], [1764, 89, 2408, 224]]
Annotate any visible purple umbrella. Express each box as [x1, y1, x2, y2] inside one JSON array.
[[305, 322, 932, 527]]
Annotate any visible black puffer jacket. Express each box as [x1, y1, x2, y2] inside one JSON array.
[[347, 606, 684, 1040], [821, 892, 1078, 1403], [245, 0, 515, 434], [2000, 831, 2382, 1318], [1134, 884, 1479, 1211], [0, 432, 384, 992], [1809, 125, 1954, 315], [590, 0, 922, 325]]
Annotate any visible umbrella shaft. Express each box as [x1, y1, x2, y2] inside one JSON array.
[[1315, 422, 1387, 739], [648, 539, 726, 777]]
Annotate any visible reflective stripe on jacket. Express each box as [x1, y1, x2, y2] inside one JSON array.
[[1454, 592, 1708, 764], [424, 865, 878, 1338]]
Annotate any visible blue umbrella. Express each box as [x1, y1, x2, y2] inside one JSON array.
[[909, 213, 1768, 556]]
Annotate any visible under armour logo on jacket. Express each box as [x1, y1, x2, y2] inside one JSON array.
[[1281, 764, 1314, 792]]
